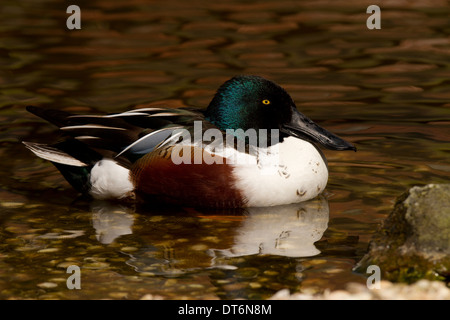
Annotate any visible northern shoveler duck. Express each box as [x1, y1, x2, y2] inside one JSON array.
[[23, 75, 355, 208]]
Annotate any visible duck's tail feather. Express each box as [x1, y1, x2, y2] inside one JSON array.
[[23, 141, 94, 194], [52, 162, 92, 194], [22, 141, 88, 166]]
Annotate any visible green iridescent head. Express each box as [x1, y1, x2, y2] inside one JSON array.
[[205, 75, 293, 133], [205, 75, 356, 151]]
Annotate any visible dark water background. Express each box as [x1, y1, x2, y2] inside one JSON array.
[[1, 0, 450, 299]]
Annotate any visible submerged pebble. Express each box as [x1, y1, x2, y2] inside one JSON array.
[[83, 262, 110, 269], [37, 282, 58, 289], [38, 248, 59, 253], [249, 282, 262, 289], [109, 292, 128, 299], [1, 202, 24, 208], [190, 244, 208, 251]]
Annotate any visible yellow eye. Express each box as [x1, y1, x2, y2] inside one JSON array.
[[262, 99, 271, 105]]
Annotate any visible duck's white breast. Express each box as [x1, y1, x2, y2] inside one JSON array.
[[231, 137, 328, 207]]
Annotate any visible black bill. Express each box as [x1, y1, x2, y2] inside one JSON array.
[[281, 106, 356, 151]]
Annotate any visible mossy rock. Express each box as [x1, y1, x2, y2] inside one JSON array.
[[355, 184, 450, 283]]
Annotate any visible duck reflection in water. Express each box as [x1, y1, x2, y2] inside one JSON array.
[[209, 196, 328, 260], [88, 196, 329, 273], [90, 201, 135, 245]]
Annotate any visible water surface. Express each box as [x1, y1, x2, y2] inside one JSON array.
[[1, 0, 450, 299]]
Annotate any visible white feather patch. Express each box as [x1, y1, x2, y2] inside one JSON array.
[[89, 159, 134, 200], [231, 137, 329, 207], [61, 124, 126, 131], [115, 126, 183, 158], [22, 141, 87, 167]]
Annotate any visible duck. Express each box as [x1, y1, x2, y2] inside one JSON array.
[[23, 75, 355, 208]]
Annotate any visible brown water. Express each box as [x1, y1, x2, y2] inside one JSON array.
[[1, 0, 450, 299]]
